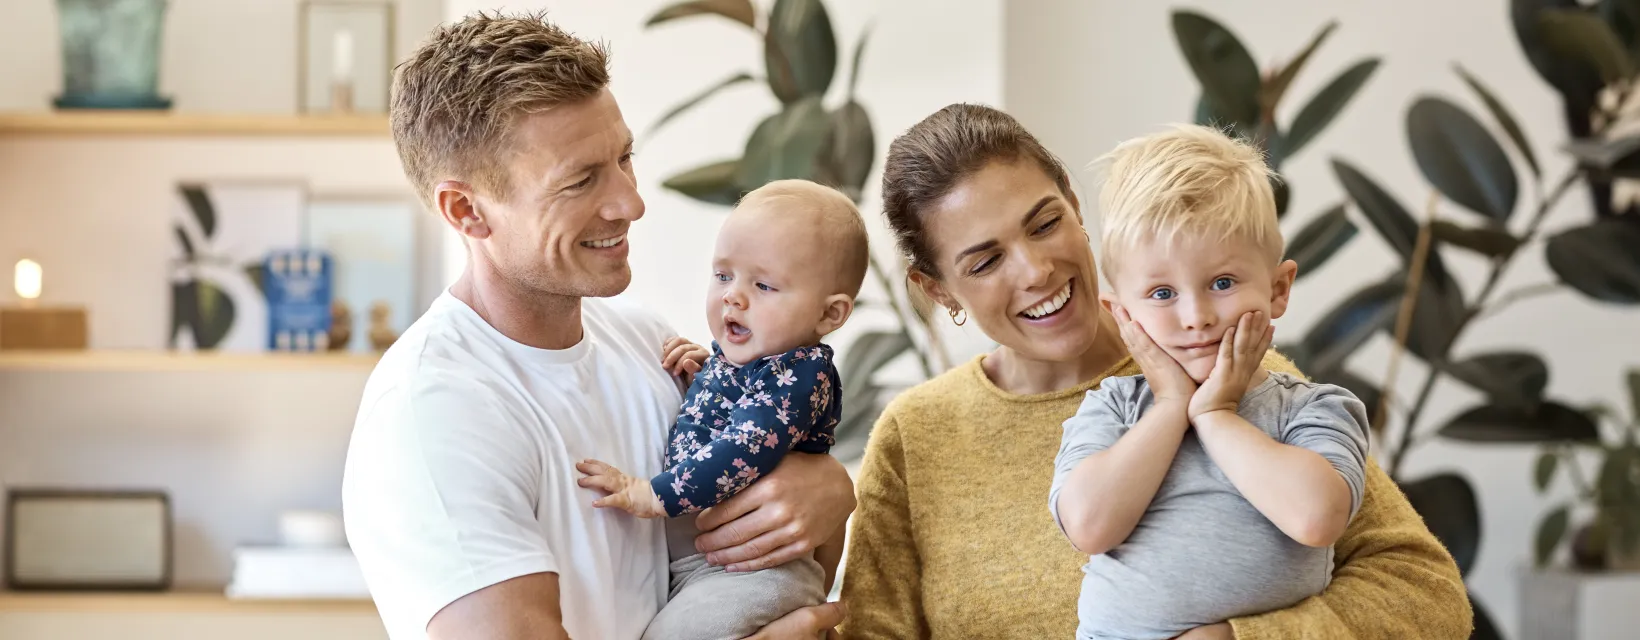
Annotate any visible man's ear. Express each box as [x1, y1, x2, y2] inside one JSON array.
[[435, 180, 492, 240], [908, 270, 957, 314], [816, 294, 855, 337], [1270, 259, 1298, 319]]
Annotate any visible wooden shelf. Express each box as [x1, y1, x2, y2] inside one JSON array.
[[0, 589, 375, 613], [0, 111, 389, 137], [0, 350, 380, 372]]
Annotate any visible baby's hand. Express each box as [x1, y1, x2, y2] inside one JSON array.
[[576, 459, 667, 518], [662, 337, 709, 384], [1188, 310, 1273, 420], [1109, 302, 1197, 407]]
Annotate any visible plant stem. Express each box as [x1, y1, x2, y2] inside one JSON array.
[[1563, 445, 1597, 501], [1476, 282, 1567, 321], [1376, 192, 1439, 433], [867, 253, 935, 378], [1384, 168, 1585, 480]]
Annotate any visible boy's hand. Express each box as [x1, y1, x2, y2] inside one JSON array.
[[662, 336, 709, 383], [1111, 304, 1196, 407], [576, 459, 667, 518], [1189, 310, 1273, 421]]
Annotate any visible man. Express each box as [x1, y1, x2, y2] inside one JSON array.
[[341, 12, 853, 639]]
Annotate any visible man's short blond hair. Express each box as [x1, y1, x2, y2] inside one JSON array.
[[737, 180, 870, 298], [392, 11, 610, 207], [1094, 124, 1283, 278]]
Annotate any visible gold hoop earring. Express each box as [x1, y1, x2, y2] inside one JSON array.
[[949, 308, 967, 326]]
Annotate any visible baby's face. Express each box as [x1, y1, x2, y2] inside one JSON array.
[[706, 206, 837, 365], [1103, 233, 1295, 383]]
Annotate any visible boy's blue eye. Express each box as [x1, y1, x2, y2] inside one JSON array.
[[714, 273, 730, 283], [1212, 277, 1234, 291], [1149, 288, 1175, 301]]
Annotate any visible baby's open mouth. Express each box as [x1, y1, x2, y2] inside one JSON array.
[[725, 320, 751, 344]]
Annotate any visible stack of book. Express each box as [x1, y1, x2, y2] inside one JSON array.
[[225, 545, 369, 600]]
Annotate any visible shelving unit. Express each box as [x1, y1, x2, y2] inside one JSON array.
[[0, 589, 375, 613], [0, 111, 390, 137], [0, 589, 387, 640], [0, 350, 381, 372]]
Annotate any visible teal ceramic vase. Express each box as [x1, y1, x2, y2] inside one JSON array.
[[55, 0, 172, 109]]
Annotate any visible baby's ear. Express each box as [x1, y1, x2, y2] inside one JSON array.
[[1269, 259, 1298, 319], [816, 294, 855, 337], [1098, 291, 1120, 315]]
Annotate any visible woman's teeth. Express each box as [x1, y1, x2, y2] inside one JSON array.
[[581, 234, 625, 248], [1022, 281, 1073, 319]]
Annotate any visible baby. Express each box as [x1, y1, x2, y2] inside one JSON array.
[[577, 179, 869, 640], [1049, 125, 1371, 640]]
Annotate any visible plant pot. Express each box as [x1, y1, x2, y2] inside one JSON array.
[[54, 0, 172, 109], [1609, 538, 1640, 572]]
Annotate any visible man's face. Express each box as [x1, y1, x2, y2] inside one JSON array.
[[471, 89, 644, 299]]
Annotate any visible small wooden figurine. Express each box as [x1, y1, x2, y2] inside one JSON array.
[[327, 300, 352, 351], [368, 301, 399, 352]]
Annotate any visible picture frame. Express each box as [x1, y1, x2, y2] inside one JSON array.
[[4, 488, 172, 591], [298, 1, 394, 114], [169, 180, 307, 352], [302, 192, 423, 352]]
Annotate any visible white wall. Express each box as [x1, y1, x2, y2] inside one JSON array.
[[441, 0, 1006, 370], [1007, 0, 1640, 636]]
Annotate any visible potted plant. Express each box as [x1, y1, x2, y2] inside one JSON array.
[[1533, 369, 1640, 572]]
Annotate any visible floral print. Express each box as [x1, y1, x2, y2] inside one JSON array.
[[650, 342, 841, 517]]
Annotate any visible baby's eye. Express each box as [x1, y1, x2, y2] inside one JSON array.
[[756, 283, 775, 292], [1148, 288, 1175, 301], [1212, 277, 1235, 291], [714, 273, 730, 283]]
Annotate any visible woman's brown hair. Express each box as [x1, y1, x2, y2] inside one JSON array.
[[880, 103, 1074, 278]]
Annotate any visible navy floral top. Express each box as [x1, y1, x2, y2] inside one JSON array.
[[650, 342, 841, 517]]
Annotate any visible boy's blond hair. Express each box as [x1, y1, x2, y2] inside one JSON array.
[[1094, 124, 1283, 279], [736, 180, 870, 298]]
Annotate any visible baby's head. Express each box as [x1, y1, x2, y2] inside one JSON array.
[[1095, 124, 1298, 382], [709, 179, 869, 365]]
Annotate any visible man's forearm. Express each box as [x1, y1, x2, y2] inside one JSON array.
[[1192, 411, 1352, 547], [1057, 401, 1190, 555]]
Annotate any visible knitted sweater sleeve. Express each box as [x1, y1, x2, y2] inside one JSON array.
[[837, 410, 929, 639]]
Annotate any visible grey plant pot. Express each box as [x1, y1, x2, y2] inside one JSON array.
[[54, 0, 172, 109]]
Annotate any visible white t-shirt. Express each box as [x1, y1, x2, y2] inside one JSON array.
[[342, 292, 682, 640]]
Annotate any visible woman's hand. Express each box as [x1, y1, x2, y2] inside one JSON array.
[[1172, 622, 1233, 639], [1110, 304, 1196, 406], [1188, 310, 1272, 421], [742, 601, 847, 639], [693, 453, 856, 572]]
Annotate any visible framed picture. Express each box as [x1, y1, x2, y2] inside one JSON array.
[[169, 180, 307, 352], [303, 194, 419, 352], [5, 488, 172, 591], [299, 1, 394, 114]]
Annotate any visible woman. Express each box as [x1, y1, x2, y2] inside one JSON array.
[[837, 104, 1471, 639]]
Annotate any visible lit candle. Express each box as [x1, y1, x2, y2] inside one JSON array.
[[333, 29, 354, 84], [14, 258, 41, 307]]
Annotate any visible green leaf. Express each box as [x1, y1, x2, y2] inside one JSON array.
[[1535, 449, 1561, 493], [1545, 219, 1640, 303], [193, 280, 236, 350], [1443, 351, 1549, 411], [1171, 10, 1261, 129], [1430, 220, 1524, 257], [644, 0, 757, 29], [1406, 96, 1520, 224], [834, 330, 914, 462], [1562, 135, 1640, 169], [1300, 279, 1403, 375], [1283, 59, 1381, 160], [1271, 174, 1291, 217], [763, 0, 837, 104], [1512, 0, 1606, 111], [1261, 20, 1338, 114], [735, 97, 832, 190], [1455, 63, 1542, 179], [179, 184, 217, 239], [647, 72, 755, 140], [1285, 203, 1357, 279], [662, 159, 745, 206], [1539, 8, 1635, 84], [848, 23, 870, 99], [1440, 402, 1602, 443], [1330, 158, 1449, 284], [1401, 473, 1481, 576], [814, 100, 874, 202], [1399, 267, 1468, 364], [1627, 368, 1640, 422], [1536, 504, 1572, 567]]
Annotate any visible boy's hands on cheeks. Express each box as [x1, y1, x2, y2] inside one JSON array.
[[1107, 302, 1196, 408], [1188, 311, 1273, 421], [662, 336, 710, 385], [576, 459, 667, 518]]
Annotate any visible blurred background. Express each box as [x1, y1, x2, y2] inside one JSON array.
[[0, 1, 1637, 639]]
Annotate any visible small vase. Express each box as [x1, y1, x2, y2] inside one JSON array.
[[54, 0, 172, 109]]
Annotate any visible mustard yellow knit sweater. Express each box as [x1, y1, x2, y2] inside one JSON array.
[[839, 353, 1472, 639]]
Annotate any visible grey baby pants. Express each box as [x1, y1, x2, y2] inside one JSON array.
[[641, 513, 826, 640]]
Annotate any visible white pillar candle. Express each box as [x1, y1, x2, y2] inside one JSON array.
[[333, 29, 354, 83]]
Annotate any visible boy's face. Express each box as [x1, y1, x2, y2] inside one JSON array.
[[1103, 233, 1296, 383], [706, 204, 838, 366]]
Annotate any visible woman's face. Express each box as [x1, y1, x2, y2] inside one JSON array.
[[915, 159, 1103, 363]]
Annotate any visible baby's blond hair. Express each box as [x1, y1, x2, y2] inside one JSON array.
[[736, 179, 870, 298], [1094, 124, 1283, 279]]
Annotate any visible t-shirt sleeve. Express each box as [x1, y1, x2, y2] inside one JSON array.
[[1048, 377, 1136, 536], [1280, 383, 1371, 520], [342, 371, 554, 635]]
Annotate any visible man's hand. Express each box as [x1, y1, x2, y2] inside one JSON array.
[[1172, 622, 1234, 640], [1109, 303, 1196, 406], [576, 459, 666, 518], [743, 601, 847, 640], [694, 453, 855, 572], [1188, 310, 1272, 421], [662, 336, 710, 384]]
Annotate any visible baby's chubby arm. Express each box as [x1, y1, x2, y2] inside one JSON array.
[[1192, 411, 1353, 547]]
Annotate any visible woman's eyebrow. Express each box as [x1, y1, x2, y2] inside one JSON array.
[[953, 195, 1058, 262]]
